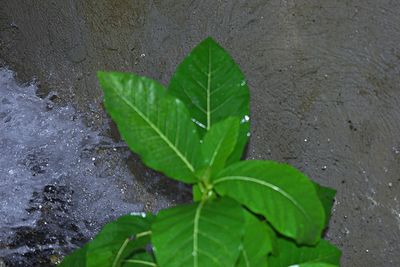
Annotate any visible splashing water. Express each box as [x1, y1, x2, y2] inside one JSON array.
[[0, 68, 145, 265]]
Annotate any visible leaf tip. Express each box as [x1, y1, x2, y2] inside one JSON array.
[[201, 36, 219, 46]]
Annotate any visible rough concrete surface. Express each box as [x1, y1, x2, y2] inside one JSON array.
[[1, 0, 400, 266]]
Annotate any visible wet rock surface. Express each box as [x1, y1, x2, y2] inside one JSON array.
[[1, 1, 400, 266]]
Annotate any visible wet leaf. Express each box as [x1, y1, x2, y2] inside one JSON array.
[[169, 37, 250, 164], [213, 160, 325, 245], [152, 197, 244, 267], [236, 210, 277, 267], [268, 237, 341, 267], [98, 72, 201, 183]]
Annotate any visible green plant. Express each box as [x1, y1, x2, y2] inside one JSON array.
[[60, 37, 341, 267]]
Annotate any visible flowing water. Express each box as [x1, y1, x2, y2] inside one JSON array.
[[0, 68, 187, 266]]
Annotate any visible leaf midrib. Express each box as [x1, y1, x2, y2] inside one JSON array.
[[193, 201, 205, 267], [208, 133, 225, 167], [206, 42, 212, 130], [115, 91, 195, 173], [242, 249, 250, 267], [213, 176, 313, 226], [111, 238, 129, 267], [124, 259, 157, 266]]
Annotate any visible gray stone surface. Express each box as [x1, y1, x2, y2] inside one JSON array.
[[1, 1, 400, 266]]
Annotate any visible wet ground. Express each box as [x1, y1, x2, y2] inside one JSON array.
[[1, 1, 400, 266]]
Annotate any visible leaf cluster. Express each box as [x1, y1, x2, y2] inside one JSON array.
[[60, 37, 341, 267]]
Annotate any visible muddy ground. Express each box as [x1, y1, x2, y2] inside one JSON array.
[[1, 1, 400, 266]]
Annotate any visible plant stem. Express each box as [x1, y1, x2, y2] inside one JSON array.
[[112, 238, 130, 267], [136, 230, 152, 238], [111, 231, 152, 267]]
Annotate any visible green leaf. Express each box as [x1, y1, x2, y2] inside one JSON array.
[[192, 184, 217, 202], [213, 160, 326, 245], [297, 263, 338, 267], [192, 184, 203, 202], [268, 237, 341, 267], [87, 214, 154, 267], [58, 214, 153, 267], [152, 197, 245, 267], [59, 245, 88, 267], [314, 183, 336, 226], [200, 117, 240, 178], [169, 37, 250, 164], [98, 71, 201, 183], [122, 252, 156, 267], [236, 210, 277, 267]]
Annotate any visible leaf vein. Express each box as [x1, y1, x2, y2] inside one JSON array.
[[213, 176, 312, 224], [116, 93, 195, 173]]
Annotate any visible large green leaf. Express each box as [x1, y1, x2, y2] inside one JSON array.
[[212, 160, 326, 245], [236, 210, 277, 267], [152, 197, 245, 267], [314, 183, 336, 227], [98, 71, 201, 183], [268, 237, 341, 267], [200, 117, 240, 178], [59, 245, 88, 267], [87, 214, 154, 267], [169, 37, 250, 164]]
